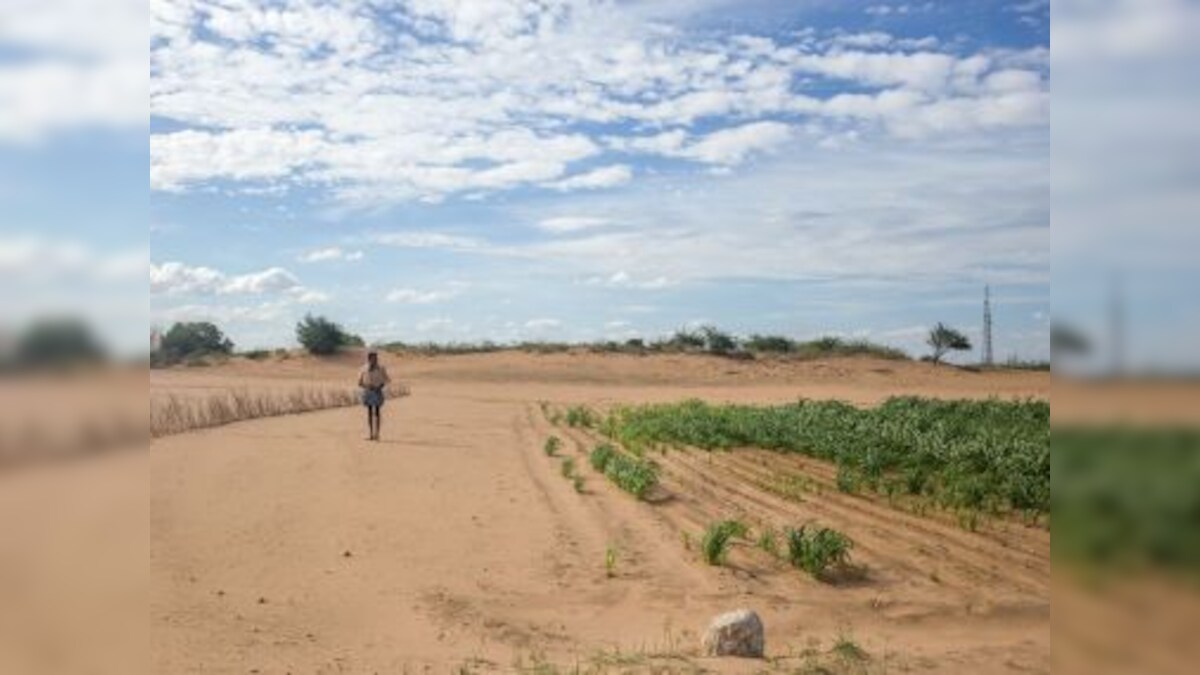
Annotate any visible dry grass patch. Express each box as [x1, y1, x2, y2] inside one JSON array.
[[151, 384, 409, 437]]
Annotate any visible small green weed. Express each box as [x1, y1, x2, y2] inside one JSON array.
[[543, 435, 562, 457], [701, 520, 748, 566], [786, 525, 854, 579]]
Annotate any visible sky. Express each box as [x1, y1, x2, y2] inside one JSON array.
[[141, 0, 1048, 360]]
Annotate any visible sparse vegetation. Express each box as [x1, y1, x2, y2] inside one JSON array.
[[757, 528, 780, 557], [367, 326, 912, 362], [786, 526, 854, 579], [604, 397, 1049, 521], [832, 634, 869, 662], [701, 520, 748, 565], [605, 546, 618, 578], [543, 436, 562, 457], [744, 334, 908, 360], [560, 456, 576, 479], [589, 443, 659, 499], [566, 405, 598, 429]]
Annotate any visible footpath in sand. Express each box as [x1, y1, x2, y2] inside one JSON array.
[[150, 353, 1050, 673]]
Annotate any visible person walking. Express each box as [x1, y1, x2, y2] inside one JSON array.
[[358, 350, 391, 441]]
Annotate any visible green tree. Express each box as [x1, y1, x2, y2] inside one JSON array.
[[12, 317, 106, 368], [160, 321, 233, 363], [926, 323, 971, 364], [1051, 323, 1090, 357], [295, 314, 353, 355]]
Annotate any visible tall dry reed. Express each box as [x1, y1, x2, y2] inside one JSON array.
[[151, 384, 409, 437]]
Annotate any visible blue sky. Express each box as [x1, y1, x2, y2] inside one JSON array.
[[144, 0, 1051, 359]]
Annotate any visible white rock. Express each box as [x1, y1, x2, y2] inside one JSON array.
[[701, 608, 764, 658]]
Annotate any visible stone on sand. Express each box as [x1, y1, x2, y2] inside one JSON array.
[[701, 608, 764, 658]]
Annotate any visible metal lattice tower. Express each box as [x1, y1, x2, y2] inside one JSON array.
[[983, 285, 994, 366]]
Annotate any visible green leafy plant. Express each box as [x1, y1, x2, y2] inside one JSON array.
[[561, 457, 576, 479], [701, 520, 748, 566], [757, 528, 780, 557], [566, 405, 597, 428], [589, 443, 658, 499], [543, 436, 562, 457], [601, 396, 1049, 521], [786, 526, 854, 579]]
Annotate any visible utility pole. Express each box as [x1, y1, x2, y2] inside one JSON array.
[[983, 285, 994, 366]]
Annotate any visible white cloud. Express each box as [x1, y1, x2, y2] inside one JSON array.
[[524, 318, 561, 330], [584, 271, 675, 290], [150, 261, 321, 298], [536, 216, 611, 233], [220, 267, 301, 294], [0, 0, 145, 141], [386, 287, 461, 304], [550, 165, 633, 191], [298, 247, 364, 263], [151, 128, 326, 192], [416, 317, 454, 332], [149, 1, 1048, 205], [371, 231, 487, 250], [681, 121, 793, 165], [614, 122, 792, 165]]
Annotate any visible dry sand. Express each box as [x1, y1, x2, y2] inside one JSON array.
[[148, 352, 1050, 673]]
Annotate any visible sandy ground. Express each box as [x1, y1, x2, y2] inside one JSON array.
[[146, 352, 1050, 673]]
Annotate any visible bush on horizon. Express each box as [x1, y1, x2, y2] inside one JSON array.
[[296, 314, 356, 355], [155, 321, 234, 367], [7, 317, 107, 370]]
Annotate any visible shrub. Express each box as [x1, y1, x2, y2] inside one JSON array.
[[561, 457, 576, 479], [786, 526, 853, 578], [543, 436, 562, 456], [668, 328, 706, 351], [744, 334, 795, 353], [242, 349, 270, 361], [159, 321, 233, 365], [701, 520, 748, 565], [296, 314, 354, 355], [11, 317, 106, 369], [700, 325, 738, 355]]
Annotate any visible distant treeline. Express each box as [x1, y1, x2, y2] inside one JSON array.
[[377, 326, 910, 362]]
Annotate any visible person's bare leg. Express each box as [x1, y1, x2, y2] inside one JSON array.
[[375, 408, 382, 441], [366, 407, 375, 440]]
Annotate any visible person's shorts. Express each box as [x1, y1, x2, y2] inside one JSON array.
[[362, 388, 384, 408]]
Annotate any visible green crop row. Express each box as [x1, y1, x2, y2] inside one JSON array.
[[589, 443, 659, 499], [604, 397, 1049, 519], [1053, 427, 1200, 578]]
